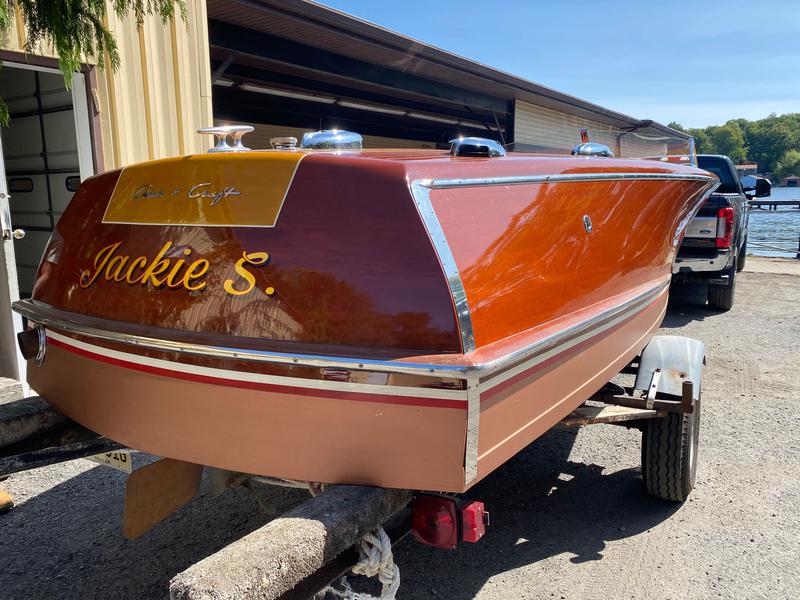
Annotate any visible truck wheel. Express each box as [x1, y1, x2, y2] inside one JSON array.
[[736, 239, 747, 272], [641, 395, 700, 502], [707, 269, 735, 311]]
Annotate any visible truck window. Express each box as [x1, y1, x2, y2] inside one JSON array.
[[697, 157, 739, 194]]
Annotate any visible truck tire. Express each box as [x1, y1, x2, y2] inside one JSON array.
[[641, 396, 700, 502], [736, 239, 747, 272], [707, 269, 736, 311]]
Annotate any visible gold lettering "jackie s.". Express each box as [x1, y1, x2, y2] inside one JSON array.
[[79, 242, 274, 297], [80, 241, 209, 290], [223, 251, 275, 296]]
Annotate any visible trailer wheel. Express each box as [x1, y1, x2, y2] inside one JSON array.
[[641, 395, 700, 502], [707, 269, 735, 311]]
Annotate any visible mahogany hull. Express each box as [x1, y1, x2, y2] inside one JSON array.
[[16, 149, 717, 491]]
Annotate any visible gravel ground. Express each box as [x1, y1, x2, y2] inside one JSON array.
[[1, 257, 798, 600]]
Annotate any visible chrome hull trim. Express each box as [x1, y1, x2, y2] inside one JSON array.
[[426, 172, 717, 189], [464, 380, 480, 484], [671, 183, 720, 246], [473, 279, 668, 383], [478, 283, 666, 393], [410, 180, 476, 353], [13, 280, 667, 381], [45, 330, 468, 401]]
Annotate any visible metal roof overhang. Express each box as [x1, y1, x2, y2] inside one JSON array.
[[206, 0, 689, 141]]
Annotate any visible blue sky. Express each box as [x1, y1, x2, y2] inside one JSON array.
[[319, 1, 800, 129]]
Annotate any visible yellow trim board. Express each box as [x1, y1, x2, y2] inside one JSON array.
[[102, 152, 305, 227]]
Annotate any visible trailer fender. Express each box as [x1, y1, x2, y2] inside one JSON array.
[[634, 335, 705, 401]]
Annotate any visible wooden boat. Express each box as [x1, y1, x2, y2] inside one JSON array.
[[13, 130, 718, 493]]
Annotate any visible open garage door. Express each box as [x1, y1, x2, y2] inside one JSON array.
[[0, 62, 94, 378]]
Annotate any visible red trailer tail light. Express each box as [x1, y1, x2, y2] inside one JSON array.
[[460, 500, 488, 543], [412, 495, 459, 549], [411, 495, 489, 549], [716, 207, 735, 249]]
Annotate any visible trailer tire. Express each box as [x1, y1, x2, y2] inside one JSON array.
[[707, 269, 735, 311], [641, 395, 700, 502]]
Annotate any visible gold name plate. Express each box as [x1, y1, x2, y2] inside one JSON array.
[[102, 152, 304, 227]]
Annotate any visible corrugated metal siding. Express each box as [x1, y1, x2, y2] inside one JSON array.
[[514, 100, 667, 157], [514, 100, 616, 152], [2, 0, 213, 170], [219, 121, 436, 150], [100, 0, 212, 168], [619, 133, 668, 158], [0, 9, 57, 57]]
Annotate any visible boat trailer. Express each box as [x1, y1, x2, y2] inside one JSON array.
[[0, 335, 704, 599]]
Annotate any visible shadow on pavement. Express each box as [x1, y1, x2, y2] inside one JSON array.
[[662, 280, 724, 328], [2, 428, 680, 600], [394, 428, 681, 600], [0, 454, 308, 600]]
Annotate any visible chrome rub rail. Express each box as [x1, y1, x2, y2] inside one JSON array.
[[13, 280, 668, 381], [426, 172, 717, 189]]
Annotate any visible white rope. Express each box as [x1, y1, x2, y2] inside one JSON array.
[[351, 528, 400, 599], [320, 526, 400, 600], [305, 483, 399, 600]]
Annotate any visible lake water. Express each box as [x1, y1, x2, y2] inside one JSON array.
[[747, 186, 800, 258]]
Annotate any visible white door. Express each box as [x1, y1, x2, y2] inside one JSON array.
[[0, 132, 26, 381]]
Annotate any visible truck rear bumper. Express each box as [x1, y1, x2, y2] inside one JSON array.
[[672, 250, 732, 275]]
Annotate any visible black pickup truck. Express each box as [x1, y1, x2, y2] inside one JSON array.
[[672, 154, 771, 310]]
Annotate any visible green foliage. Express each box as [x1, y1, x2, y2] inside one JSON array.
[[0, 0, 185, 126], [774, 149, 800, 181], [743, 113, 800, 174], [688, 128, 715, 154], [706, 121, 748, 163], [671, 113, 800, 176]]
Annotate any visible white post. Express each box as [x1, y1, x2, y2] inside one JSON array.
[[0, 133, 26, 385]]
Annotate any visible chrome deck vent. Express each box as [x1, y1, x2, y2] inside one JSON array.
[[449, 137, 505, 158], [270, 136, 298, 149], [571, 128, 614, 158], [198, 125, 254, 153], [571, 141, 614, 158], [300, 130, 363, 150]]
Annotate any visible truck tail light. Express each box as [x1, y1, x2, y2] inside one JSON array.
[[411, 495, 489, 549], [716, 207, 734, 249]]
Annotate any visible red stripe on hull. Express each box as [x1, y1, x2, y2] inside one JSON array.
[[48, 336, 467, 410]]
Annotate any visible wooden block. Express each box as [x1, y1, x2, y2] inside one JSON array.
[[123, 458, 203, 539]]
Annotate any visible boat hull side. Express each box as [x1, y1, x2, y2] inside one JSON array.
[[474, 288, 668, 485]]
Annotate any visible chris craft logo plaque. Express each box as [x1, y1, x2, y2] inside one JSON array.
[[102, 154, 304, 227], [79, 241, 276, 297], [131, 183, 242, 206]]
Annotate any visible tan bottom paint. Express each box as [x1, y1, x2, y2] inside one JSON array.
[[28, 291, 665, 493], [28, 347, 468, 492]]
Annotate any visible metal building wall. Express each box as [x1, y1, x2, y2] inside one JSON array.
[[513, 100, 615, 152], [221, 121, 437, 151], [514, 100, 667, 157], [1, 0, 213, 170], [0, 9, 57, 57]]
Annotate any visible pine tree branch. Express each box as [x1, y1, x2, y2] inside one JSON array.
[[0, 0, 185, 126]]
